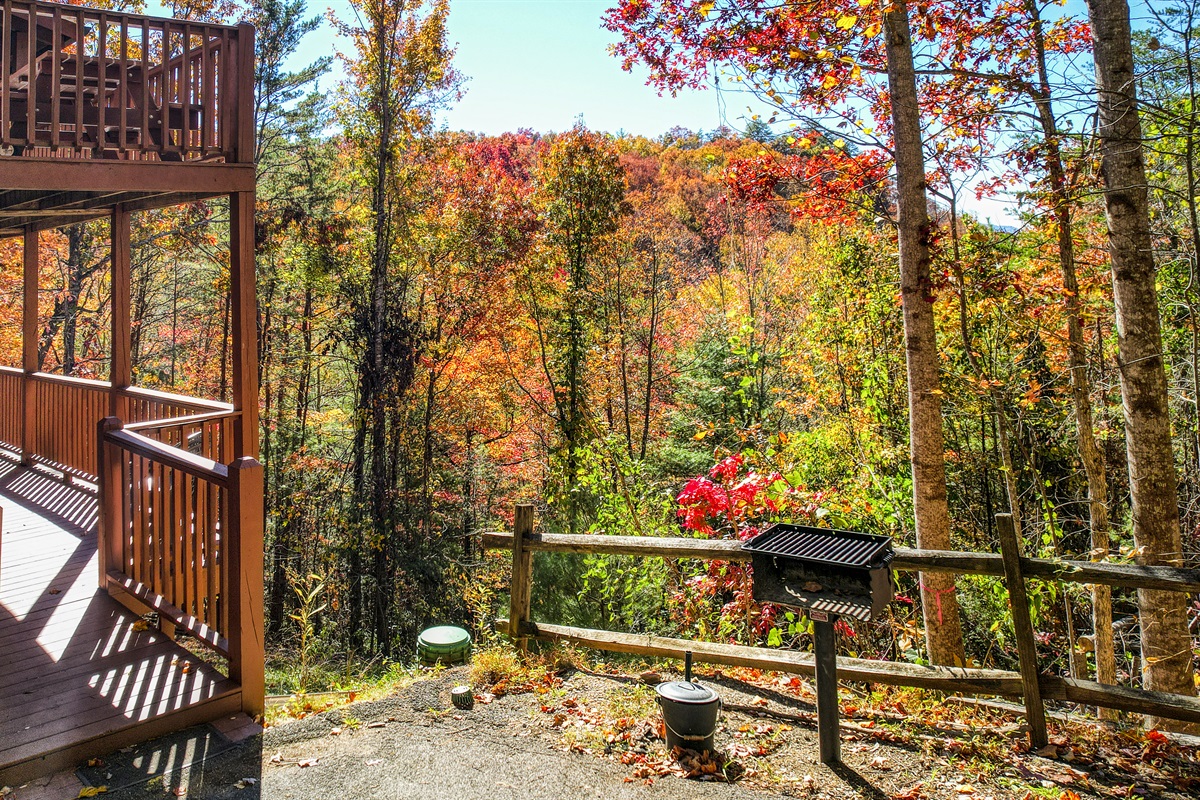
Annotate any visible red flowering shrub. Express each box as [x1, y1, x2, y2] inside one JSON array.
[[671, 450, 832, 643]]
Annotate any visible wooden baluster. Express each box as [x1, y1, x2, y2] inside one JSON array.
[[73, 6, 83, 151], [217, 28, 228, 157], [130, 452, 143, 584], [160, 20, 170, 153], [2, 0, 11, 151], [202, 28, 213, 155], [23, 2, 33, 144], [98, 11, 108, 155], [206, 476, 218, 629], [140, 19, 148, 154], [118, 17, 127, 155], [181, 23, 191, 156], [50, 6, 60, 149]]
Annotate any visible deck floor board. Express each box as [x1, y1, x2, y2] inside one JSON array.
[[1, 459, 238, 785]]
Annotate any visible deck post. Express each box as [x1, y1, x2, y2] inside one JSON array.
[[96, 417, 124, 586], [110, 205, 132, 419], [21, 226, 37, 464], [229, 190, 257, 459], [227, 456, 265, 717]]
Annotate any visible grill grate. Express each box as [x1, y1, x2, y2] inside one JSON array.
[[742, 525, 891, 568]]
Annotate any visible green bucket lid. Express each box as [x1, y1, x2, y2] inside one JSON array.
[[417, 626, 472, 661]]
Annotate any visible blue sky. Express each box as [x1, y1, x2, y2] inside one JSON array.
[[299, 0, 756, 137]]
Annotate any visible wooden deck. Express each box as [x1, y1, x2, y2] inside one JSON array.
[[0, 458, 239, 786]]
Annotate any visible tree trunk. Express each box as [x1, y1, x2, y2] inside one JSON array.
[[882, 0, 965, 666], [1085, 0, 1198, 727]]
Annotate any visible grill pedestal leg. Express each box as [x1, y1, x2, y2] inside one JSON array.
[[814, 617, 840, 764]]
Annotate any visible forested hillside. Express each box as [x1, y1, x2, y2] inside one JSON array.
[[1, 0, 1198, 720]]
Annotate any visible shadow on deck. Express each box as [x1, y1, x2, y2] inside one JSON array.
[[0, 458, 240, 787]]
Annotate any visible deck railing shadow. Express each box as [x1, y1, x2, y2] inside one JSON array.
[[0, 454, 98, 536], [74, 722, 262, 797]]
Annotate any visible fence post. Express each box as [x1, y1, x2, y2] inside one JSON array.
[[509, 504, 534, 651], [227, 457, 265, 718], [96, 417, 123, 590], [996, 512, 1049, 749]]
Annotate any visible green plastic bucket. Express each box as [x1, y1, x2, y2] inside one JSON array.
[[417, 625, 472, 665]]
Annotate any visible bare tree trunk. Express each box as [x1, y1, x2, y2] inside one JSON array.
[[883, 0, 965, 666], [1021, 0, 1116, 702], [1085, 0, 1198, 727]]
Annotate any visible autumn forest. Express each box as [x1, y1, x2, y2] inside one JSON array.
[[2, 0, 1199, 725]]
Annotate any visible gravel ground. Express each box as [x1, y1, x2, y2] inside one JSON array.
[[23, 665, 1198, 800]]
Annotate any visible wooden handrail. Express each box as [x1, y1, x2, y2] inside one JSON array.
[[480, 531, 1200, 594], [123, 384, 232, 413], [15, 0, 240, 33], [103, 427, 228, 486], [124, 408, 238, 432], [28, 370, 111, 390]]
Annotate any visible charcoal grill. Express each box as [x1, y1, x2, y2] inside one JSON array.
[[742, 524, 896, 764]]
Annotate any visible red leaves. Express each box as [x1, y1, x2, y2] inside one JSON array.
[[724, 145, 889, 227]]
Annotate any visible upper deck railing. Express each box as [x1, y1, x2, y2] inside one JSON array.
[[0, 0, 252, 163]]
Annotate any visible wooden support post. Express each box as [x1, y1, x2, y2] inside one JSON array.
[[21, 226, 37, 464], [110, 205, 131, 419], [509, 504, 534, 652], [997, 512, 1049, 749], [229, 190, 258, 459], [227, 457, 265, 718], [96, 417, 123, 588], [813, 616, 841, 765]]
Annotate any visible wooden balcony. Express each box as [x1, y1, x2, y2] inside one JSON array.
[[0, 372, 263, 786], [0, 0, 255, 235], [0, 3, 260, 786]]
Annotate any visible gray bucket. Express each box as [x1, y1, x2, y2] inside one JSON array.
[[655, 680, 722, 753]]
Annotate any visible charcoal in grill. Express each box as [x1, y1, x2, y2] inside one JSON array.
[[741, 524, 895, 622]]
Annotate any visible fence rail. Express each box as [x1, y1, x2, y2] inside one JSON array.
[[483, 508, 1200, 742]]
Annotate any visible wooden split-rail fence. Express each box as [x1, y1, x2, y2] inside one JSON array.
[[483, 507, 1200, 747]]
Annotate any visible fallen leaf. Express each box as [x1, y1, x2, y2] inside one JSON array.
[[77, 788, 107, 798], [86, 758, 104, 768], [269, 752, 283, 764], [297, 758, 318, 768], [1037, 744, 1059, 759], [330, 727, 342, 736], [132, 619, 150, 631], [172, 787, 187, 796], [365, 759, 382, 766], [870, 755, 892, 770]]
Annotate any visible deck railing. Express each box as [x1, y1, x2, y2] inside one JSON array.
[[0, 366, 232, 478], [0, 0, 252, 161], [484, 506, 1200, 741], [98, 416, 263, 706], [0, 365, 263, 710]]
